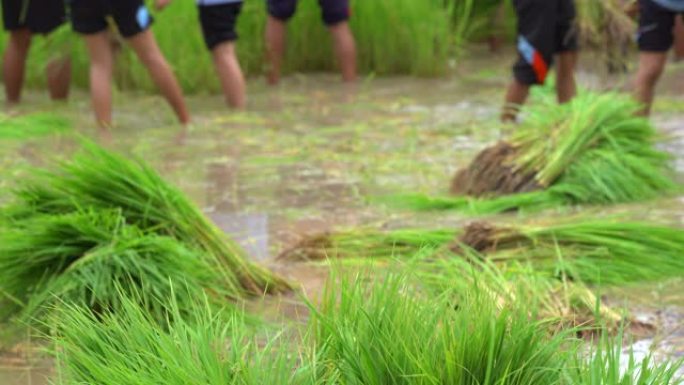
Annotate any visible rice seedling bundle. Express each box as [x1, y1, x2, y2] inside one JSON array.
[[396, 92, 677, 214], [51, 294, 310, 385], [0, 209, 217, 324], [0, 142, 289, 327], [280, 217, 684, 286], [575, 0, 636, 72], [453, 218, 684, 285], [278, 228, 455, 261], [0, 113, 71, 139]]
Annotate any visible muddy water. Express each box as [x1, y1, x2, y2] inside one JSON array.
[[1, 48, 684, 383]]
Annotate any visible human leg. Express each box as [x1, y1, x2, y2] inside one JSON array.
[[265, 0, 297, 85]]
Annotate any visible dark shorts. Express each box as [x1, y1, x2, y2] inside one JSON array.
[[637, 0, 684, 52], [199, 2, 242, 50], [267, 0, 350, 26], [512, 0, 578, 85], [2, 0, 67, 34], [70, 0, 154, 38]]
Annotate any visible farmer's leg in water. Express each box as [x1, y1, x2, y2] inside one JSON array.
[[633, 0, 681, 116], [504, 0, 578, 122], [2, 29, 32, 104], [556, 51, 577, 103], [46, 57, 72, 101], [265, 0, 296, 85], [321, 0, 357, 82], [199, 1, 246, 109], [674, 15, 684, 61], [127, 31, 190, 124], [84, 32, 115, 127], [2, 0, 70, 104], [71, 0, 190, 128]]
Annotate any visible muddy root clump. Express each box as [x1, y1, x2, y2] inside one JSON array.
[[278, 233, 334, 261], [450, 221, 522, 255], [450, 141, 541, 197]]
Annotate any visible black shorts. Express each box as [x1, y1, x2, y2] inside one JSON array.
[[199, 2, 242, 50], [70, 0, 154, 38], [637, 0, 684, 52], [267, 0, 350, 26], [512, 0, 578, 85], [2, 0, 67, 34]]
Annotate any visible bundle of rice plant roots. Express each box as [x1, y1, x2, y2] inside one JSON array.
[[0, 209, 221, 325], [0, 143, 289, 326], [394, 92, 677, 214], [277, 228, 454, 261], [575, 0, 636, 72], [0, 113, 71, 139]]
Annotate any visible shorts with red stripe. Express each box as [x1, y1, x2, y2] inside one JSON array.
[[512, 0, 578, 85]]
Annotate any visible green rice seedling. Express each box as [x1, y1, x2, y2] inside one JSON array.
[[454, 218, 684, 286], [10, 142, 290, 297], [412, 255, 626, 333], [565, 332, 684, 385], [0, 209, 220, 325], [51, 293, 317, 385], [278, 228, 455, 261], [394, 92, 677, 213], [309, 273, 577, 385], [282, 215, 684, 287], [575, 0, 636, 72], [0, 113, 71, 140]]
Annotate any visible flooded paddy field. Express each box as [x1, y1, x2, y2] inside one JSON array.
[[2, 49, 684, 384]]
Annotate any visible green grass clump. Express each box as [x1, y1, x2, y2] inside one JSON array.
[[51, 294, 310, 385], [0, 142, 289, 330], [50, 273, 682, 385], [0, 113, 71, 139], [567, 332, 683, 385], [9, 142, 289, 296], [393, 92, 677, 214], [311, 274, 573, 385], [0, 209, 219, 325]]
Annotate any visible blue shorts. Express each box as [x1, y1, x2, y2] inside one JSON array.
[[267, 0, 350, 26]]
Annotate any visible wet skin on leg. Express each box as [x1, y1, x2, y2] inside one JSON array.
[[212, 41, 246, 109], [3, 28, 32, 104], [328, 21, 357, 83], [265, 15, 287, 85], [84, 31, 114, 129], [126, 29, 190, 125], [633, 51, 668, 116], [555, 51, 577, 104]]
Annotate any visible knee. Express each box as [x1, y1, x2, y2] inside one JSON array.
[[8, 30, 32, 52]]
